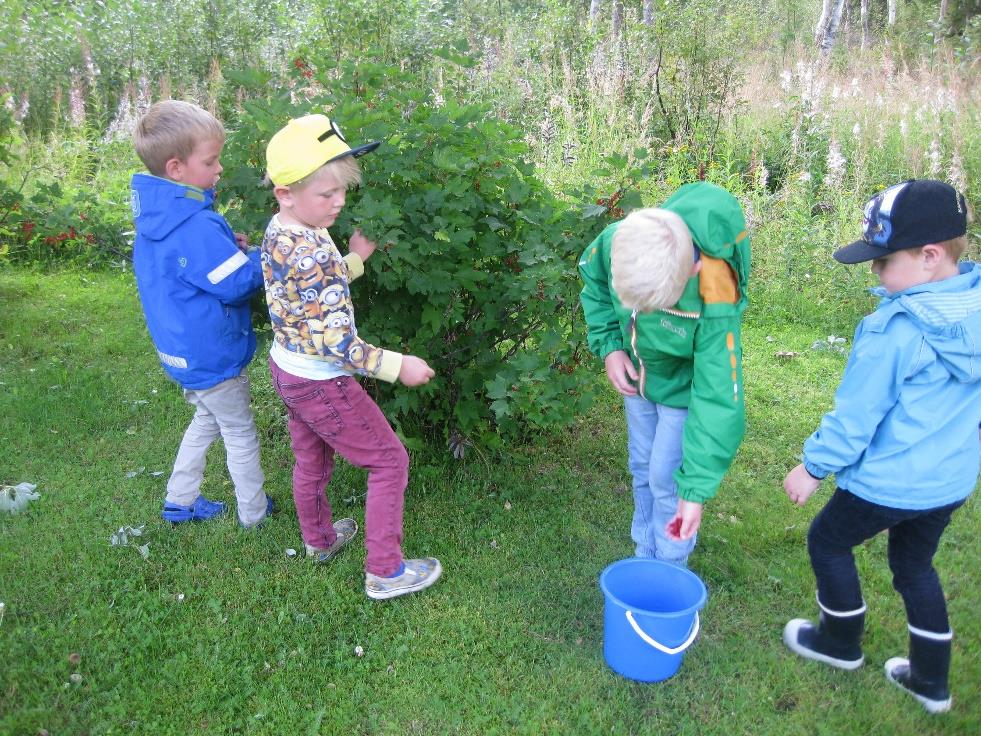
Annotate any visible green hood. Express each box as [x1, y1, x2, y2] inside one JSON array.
[[661, 182, 750, 316]]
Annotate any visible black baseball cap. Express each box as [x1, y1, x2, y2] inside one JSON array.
[[833, 179, 968, 264]]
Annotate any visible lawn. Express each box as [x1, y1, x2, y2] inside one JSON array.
[[1, 268, 977, 735]]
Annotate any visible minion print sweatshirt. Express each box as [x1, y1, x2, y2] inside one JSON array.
[[259, 215, 403, 382]]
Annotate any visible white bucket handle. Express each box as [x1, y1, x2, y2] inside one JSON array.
[[625, 610, 700, 655]]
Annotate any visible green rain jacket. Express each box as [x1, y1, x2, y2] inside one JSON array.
[[579, 182, 751, 504]]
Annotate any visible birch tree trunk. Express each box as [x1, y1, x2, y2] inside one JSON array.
[[815, 0, 832, 43], [887, 0, 897, 25], [939, 0, 950, 26], [861, 0, 870, 49], [590, 0, 603, 30], [643, 0, 654, 25], [612, 0, 624, 40], [818, 0, 847, 55]]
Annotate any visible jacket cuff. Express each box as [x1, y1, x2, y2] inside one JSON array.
[[376, 350, 403, 383], [598, 342, 626, 360], [803, 460, 828, 480], [344, 252, 365, 281], [677, 487, 710, 504]]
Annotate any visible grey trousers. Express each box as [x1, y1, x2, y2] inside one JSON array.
[[165, 372, 267, 526]]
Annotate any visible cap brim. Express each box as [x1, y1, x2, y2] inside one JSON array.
[[324, 140, 381, 165], [833, 239, 892, 264]]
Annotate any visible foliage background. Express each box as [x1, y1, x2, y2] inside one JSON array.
[[1, 1, 979, 732]]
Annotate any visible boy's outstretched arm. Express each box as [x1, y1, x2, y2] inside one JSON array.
[[398, 355, 435, 386], [783, 463, 821, 506]]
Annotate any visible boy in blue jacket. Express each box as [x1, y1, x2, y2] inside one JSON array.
[[131, 100, 273, 528], [782, 179, 979, 714]]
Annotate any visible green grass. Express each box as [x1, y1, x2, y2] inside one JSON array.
[[1, 268, 978, 735]]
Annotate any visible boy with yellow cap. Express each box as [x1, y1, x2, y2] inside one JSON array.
[[261, 114, 442, 600]]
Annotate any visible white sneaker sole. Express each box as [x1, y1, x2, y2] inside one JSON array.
[[365, 559, 443, 600], [884, 657, 952, 714], [783, 619, 865, 670]]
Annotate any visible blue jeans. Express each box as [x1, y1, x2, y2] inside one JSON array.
[[624, 395, 694, 566], [808, 488, 964, 634]]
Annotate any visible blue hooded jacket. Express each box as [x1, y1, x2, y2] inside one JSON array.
[[804, 262, 981, 510], [131, 173, 263, 390]]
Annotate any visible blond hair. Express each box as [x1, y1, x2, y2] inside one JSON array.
[[134, 100, 225, 176], [611, 208, 695, 313], [286, 155, 363, 192]]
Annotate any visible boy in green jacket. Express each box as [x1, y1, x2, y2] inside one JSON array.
[[579, 182, 750, 566]]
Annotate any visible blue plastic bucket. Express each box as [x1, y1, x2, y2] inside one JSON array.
[[599, 558, 708, 682]]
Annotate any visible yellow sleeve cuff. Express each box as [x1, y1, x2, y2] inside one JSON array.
[[344, 253, 365, 281], [376, 350, 403, 383]]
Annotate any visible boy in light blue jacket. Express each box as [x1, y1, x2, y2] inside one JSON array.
[[131, 100, 273, 528], [782, 179, 979, 714]]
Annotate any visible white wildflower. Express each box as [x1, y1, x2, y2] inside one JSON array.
[[756, 162, 769, 191], [824, 139, 847, 189], [852, 123, 861, 138], [15, 93, 29, 123], [947, 151, 967, 194], [926, 139, 942, 177]]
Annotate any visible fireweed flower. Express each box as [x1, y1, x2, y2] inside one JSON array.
[[947, 151, 967, 194], [824, 139, 846, 189], [926, 139, 942, 177]]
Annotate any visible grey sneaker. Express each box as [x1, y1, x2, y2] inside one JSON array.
[[365, 557, 442, 600], [305, 518, 358, 563]]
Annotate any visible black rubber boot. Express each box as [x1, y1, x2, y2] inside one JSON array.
[[783, 608, 865, 670], [885, 629, 952, 714]]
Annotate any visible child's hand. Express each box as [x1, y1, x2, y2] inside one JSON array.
[[783, 463, 821, 506], [398, 355, 435, 387], [604, 350, 639, 396], [666, 499, 702, 541], [234, 233, 249, 252], [349, 229, 378, 262]]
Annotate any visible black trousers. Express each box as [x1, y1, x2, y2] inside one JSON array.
[[807, 488, 963, 634]]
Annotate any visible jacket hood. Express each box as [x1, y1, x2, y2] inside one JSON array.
[[877, 262, 981, 383], [661, 182, 751, 298], [131, 173, 215, 241]]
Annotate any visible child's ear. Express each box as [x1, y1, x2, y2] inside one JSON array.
[[273, 185, 293, 207], [921, 243, 946, 267], [163, 157, 184, 181]]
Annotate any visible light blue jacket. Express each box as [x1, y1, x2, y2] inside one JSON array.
[[131, 174, 263, 390], [804, 262, 981, 510]]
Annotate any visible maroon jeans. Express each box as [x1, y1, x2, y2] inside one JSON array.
[[269, 359, 407, 576]]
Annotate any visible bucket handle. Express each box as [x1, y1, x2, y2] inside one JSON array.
[[625, 610, 700, 655]]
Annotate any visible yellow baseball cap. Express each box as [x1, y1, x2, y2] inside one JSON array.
[[266, 114, 380, 186]]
